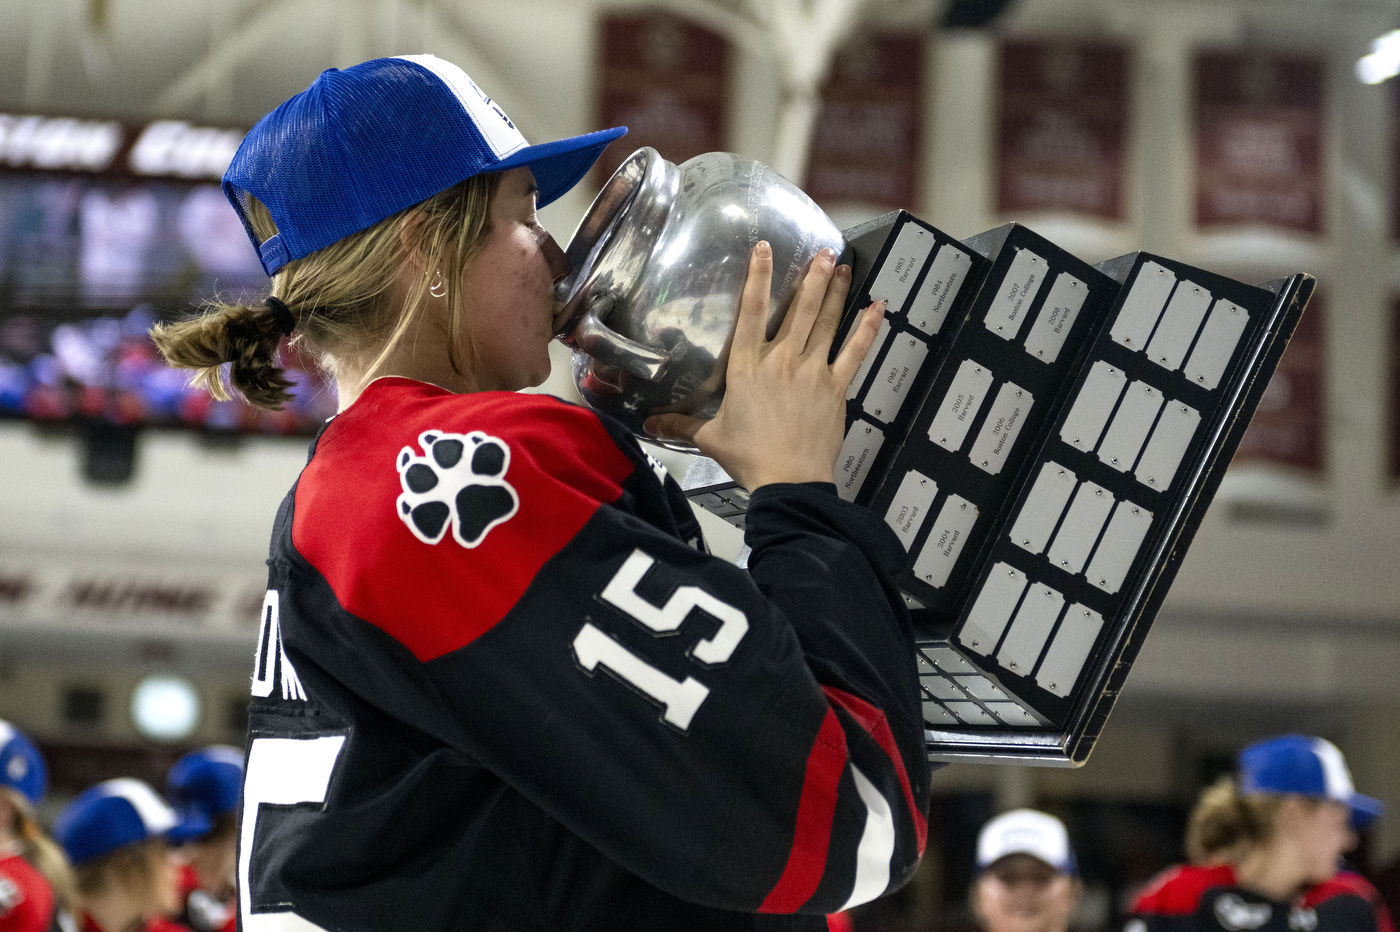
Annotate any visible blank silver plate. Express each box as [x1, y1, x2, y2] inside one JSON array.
[[909, 244, 974, 337], [834, 422, 884, 502], [1136, 400, 1200, 491], [912, 494, 978, 589], [884, 469, 939, 552], [996, 583, 1065, 675], [1185, 301, 1249, 390], [1111, 261, 1175, 352], [1036, 604, 1104, 698], [922, 701, 958, 725], [1024, 272, 1089, 363], [923, 647, 976, 673], [1086, 501, 1154, 593], [1097, 381, 1164, 473], [869, 222, 937, 315], [986, 702, 1041, 726], [862, 333, 930, 423], [1146, 281, 1213, 371], [922, 676, 967, 700], [928, 359, 995, 452], [1046, 480, 1114, 575], [1010, 461, 1077, 555], [944, 702, 997, 726], [985, 248, 1048, 341], [953, 675, 1008, 701], [959, 563, 1027, 657], [1060, 361, 1126, 454]]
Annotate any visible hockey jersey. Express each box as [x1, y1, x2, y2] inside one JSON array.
[[0, 854, 54, 932], [1129, 863, 1395, 932], [237, 378, 930, 932]]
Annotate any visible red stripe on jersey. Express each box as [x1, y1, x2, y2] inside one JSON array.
[[759, 707, 848, 914], [293, 379, 636, 661], [821, 685, 926, 856], [1303, 871, 1394, 932], [1131, 864, 1236, 916]]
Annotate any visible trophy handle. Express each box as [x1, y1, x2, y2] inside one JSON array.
[[572, 295, 671, 381]]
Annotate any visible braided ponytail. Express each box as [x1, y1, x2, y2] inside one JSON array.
[[151, 299, 297, 409]]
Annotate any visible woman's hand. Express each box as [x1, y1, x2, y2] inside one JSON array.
[[645, 242, 885, 491]]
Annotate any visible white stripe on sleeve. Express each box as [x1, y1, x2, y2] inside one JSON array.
[[839, 765, 896, 911]]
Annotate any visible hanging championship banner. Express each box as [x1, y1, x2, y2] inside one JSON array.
[[1233, 290, 1325, 473], [595, 13, 728, 183], [804, 32, 924, 210], [1194, 50, 1325, 234], [996, 39, 1129, 222]]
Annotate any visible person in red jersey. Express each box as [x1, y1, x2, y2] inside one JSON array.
[[0, 721, 74, 932], [974, 810, 1082, 932], [1129, 735, 1392, 932], [53, 780, 188, 932], [150, 53, 926, 932], [164, 749, 240, 932]]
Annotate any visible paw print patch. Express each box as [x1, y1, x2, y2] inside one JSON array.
[[396, 430, 519, 548]]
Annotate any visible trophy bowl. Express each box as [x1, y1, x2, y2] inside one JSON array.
[[554, 147, 848, 451]]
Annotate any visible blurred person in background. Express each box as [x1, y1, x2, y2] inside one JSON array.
[[973, 809, 1083, 932], [0, 721, 74, 932], [54, 779, 189, 932], [164, 749, 241, 932], [1129, 735, 1392, 932]]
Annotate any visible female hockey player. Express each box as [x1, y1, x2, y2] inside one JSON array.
[[1129, 735, 1392, 932], [152, 54, 929, 931], [0, 721, 73, 932]]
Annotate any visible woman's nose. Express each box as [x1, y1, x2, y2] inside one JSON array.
[[540, 230, 571, 286]]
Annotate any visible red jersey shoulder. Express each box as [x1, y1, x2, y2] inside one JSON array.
[[292, 379, 638, 661], [0, 854, 53, 932], [1305, 871, 1394, 932], [1133, 864, 1238, 916]]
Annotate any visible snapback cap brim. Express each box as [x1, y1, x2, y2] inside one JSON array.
[[495, 126, 629, 208], [1348, 792, 1384, 830]]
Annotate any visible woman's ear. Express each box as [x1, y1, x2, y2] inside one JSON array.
[[397, 210, 429, 271]]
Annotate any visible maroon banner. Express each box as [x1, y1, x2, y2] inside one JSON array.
[[1234, 290, 1325, 473], [595, 13, 728, 184], [803, 32, 924, 209], [996, 40, 1129, 222], [1194, 51, 1325, 234]]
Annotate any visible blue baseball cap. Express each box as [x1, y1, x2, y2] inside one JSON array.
[[166, 745, 244, 843], [1239, 734, 1384, 830], [0, 720, 46, 807], [223, 54, 627, 276], [53, 778, 179, 866]]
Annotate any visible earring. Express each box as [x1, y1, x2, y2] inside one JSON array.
[[429, 271, 447, 299]]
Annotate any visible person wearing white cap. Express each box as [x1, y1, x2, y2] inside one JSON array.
[[973, 809, 1082, 932], [0, 720, 74, 932], [150, 51, 921, 932], [52, 779, 186, 932], [1130, 735, 1393, 932]]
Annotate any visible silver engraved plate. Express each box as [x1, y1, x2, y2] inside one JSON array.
[[969, 382, 1034, 475], [987, 702, 1040, 726], [985, 249, 1047, 341], [1024, 273, 1088, 363], [1086, 501, 1153, 593], [834, 422, 885, 502], [1060, 361, 1126, 454], [1036, 604, 1104, 697], [862, 333, 929, 423], [1046, 480, 1113, 574], [1010, 462, 1077, 554], [908, 244, 973, 337], [928, 360, 994, 452], [1185, 301, 1249, 390], [922, 701, 958, 725], [912, 495, 978, 588], [996, 583, 1066, 675], [959, 563, 1027, 656], [846, 316, 892, 400], [869, 223, 937, 314], [1136, 401, 1200, 490], [1097, 381, 1164, 472], [944, 702, 997, 725], [884, 470, 939, 551], [1146, 282, 1213, 371], [1111, 261, 1175, 352]]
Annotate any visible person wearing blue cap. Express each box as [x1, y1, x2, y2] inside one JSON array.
[[165, 748, 242, 932], [0, 721, 74, 932], [150, 52, 922, 932], [53, 779, 186, 932], [1129, 735, 1392, 932]]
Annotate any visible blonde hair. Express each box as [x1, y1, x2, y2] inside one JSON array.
[[1186, 775, 1299, 864], [151, 172, 502, 409], [73, 837, 165, 902], [3, 787, 76, 911]]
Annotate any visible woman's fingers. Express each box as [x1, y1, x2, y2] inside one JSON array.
[[733, 242, 774, 352], [804, 263, 853, 357], [644, 412, 705, 447], [774, 249, 836, 349], [831, 300, 887, 387]]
